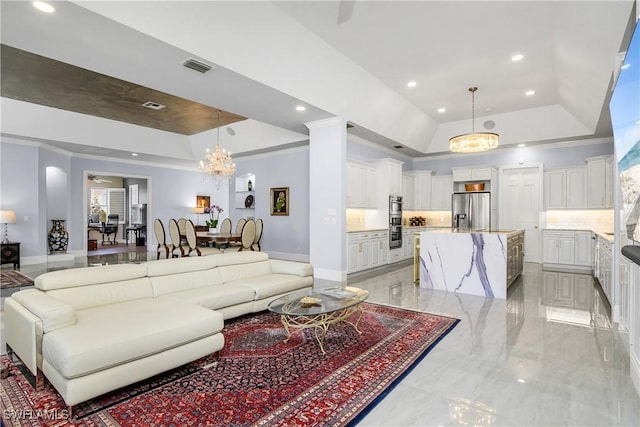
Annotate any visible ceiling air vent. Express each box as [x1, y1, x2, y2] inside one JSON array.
[[183, 58, 215, 74], [142, 101, 166, 110]]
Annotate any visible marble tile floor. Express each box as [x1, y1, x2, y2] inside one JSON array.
[[1, 254, 639, 426]]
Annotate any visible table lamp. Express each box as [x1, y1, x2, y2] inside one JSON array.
[[192, 207, 205, 225], [1, 210, 16, 244]]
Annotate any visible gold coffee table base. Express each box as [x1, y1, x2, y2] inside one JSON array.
[[279, 303, 365, 354]]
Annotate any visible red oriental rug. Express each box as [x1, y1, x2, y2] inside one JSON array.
[[0, 303, 459, 426]]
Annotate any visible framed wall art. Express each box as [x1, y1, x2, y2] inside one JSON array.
[[196, 195, 210, 209], [270, 187, 289, 216]]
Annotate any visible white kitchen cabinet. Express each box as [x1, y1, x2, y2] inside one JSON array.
[[587, 155, 614, 208], [402, 173, 417, 210], [430, 174, 453, 210], [619, 255, 631, 335], [346, 161, 376, 209], [375, 158, 403, 197], [596, 235, 613, 303], [542, 230, 575, 265], [574, 231, 594, 266], [347, 230, 389, 273], [544, 166, 587, 209], [415, 171, 433, 210]]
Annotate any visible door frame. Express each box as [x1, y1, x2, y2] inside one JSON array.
[[498, 163, 544, 263]]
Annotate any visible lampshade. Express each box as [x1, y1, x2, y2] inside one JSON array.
[[449, 87, 499, 153], [0, 210, 16, 224], [192, 207, 206, 214]]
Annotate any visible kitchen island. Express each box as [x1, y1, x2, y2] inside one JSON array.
[[416, 229, 524, 299]]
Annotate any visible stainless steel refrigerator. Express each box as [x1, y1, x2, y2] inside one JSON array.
[[451, 191, 491, 230]]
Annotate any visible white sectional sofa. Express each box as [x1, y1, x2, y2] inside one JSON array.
[[4, 251, 313, 407]]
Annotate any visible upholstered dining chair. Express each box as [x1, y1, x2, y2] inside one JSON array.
[[252, 218, 263, 251], [153, 218, 173, 259], [185, 219, 221, 256], [235, 218, 247, 234], [177, 217, 188, 244], [225, 219, 255, 252], [168, 218, 188, 257], [219, 218, 232, 235]]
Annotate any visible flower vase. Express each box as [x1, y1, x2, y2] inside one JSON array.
[[48, 219, 69, 252], [209, 227, 218, 234]]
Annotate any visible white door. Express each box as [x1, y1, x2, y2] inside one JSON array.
[[500, 166, 542, 263]]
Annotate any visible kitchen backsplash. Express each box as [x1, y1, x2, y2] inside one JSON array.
[[347, 209, 452, 230], [546, 210, 614, 233]]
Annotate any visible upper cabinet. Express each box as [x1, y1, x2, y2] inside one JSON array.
[[544, 166, 587, 209], [402, 173, 417, 210], [587, 156, 614, 209], [347, 161, 376, 209], [415, 171, 433, 210], [451, 166, 497, 194], [544, 155, 614, 210], [431, 175, 453, 210], [374, 158, 403, 197]]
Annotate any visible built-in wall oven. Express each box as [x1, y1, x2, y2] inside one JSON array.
[[389, 195, 402, 249]]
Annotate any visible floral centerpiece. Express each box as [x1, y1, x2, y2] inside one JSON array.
[[204, 205, 223, 229]]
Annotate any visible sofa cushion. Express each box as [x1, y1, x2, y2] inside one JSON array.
[[145, 255, 220, 277], [219, 260, 272, 283], [46, 278, 153, 311], [150, 269, 224, 297], [36, 264, 148, 291], [158, 285, 255, 310], [227, 274, 314, 300], [43, 298, 223, 379]]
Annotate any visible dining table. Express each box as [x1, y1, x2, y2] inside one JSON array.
[[196, 231, 241, 247]]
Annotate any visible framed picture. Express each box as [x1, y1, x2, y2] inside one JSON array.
[[196, 195, 210, 209], [270, 187, 289, 216]]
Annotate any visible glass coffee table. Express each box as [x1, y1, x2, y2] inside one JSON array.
[[267, 286, 369, 354]]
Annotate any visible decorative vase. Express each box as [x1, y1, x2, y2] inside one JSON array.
[[48, 219, 69, 252], [209, 227, 218, 234]]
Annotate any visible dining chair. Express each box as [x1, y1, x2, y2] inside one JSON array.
[[168, 218, 188, 257], [220, 218, 232, 234], [235, 218, 247, 234], [252, 218, 263, 251], [153, 218, 173, 259], [101, 214, 119, 245], [225, 219, 255, 252], [177, 217, 188, 244], [185, 219, 221, 256]]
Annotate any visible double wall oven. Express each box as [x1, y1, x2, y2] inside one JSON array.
[[389, 195, 402, 249]]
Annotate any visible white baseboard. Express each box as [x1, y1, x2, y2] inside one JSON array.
[[265, 251, 309, 263], [313, 267, 347, 282], [631, 351, 640, 397], [47, 252, 75, 263], [20, 255, 48, 266]]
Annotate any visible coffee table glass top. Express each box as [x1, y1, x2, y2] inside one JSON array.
[[268, 286, 369, 316]]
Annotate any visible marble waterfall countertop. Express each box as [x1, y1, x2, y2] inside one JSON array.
[[418, 228, 522, 236], [417, 229, 524, 299]]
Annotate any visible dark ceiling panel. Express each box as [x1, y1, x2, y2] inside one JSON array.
[[0, 44, 246, 135]]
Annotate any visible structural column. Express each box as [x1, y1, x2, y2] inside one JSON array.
[[306, 117, 347, 282]]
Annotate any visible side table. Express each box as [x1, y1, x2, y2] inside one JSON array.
[[1, 242, 20, 269]]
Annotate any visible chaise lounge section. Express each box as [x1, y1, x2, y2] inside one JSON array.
[[4, 251, 313, 408]]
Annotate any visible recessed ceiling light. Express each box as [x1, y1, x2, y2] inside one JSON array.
[[512, 54, 524, 62], [295, 105, 306, 111], [33, 1, 55, 13], [485, 107, 492, 113], [131, 153, 139, 157], [525, 90, 536, 96], [437, 108, 446, 113], [517, 378, 526, 384], [407, 81, 417, 88], [621, 64, 631, 70], [518, 143, 526, 148]]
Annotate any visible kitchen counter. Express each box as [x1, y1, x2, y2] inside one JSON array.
[[416, 229, 525, 299]]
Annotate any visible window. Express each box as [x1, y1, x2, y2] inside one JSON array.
[[90, 188, 125, 223]]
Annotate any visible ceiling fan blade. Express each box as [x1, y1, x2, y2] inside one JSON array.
[[337, 0, 355, 24]]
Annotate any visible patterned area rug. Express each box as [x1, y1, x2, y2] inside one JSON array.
[[0, 303, 459, 426], [0, 270, 33, 290]]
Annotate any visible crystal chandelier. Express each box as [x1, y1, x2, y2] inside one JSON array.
[[449, 87, 499, 153], [200, 110, 236, 188]]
